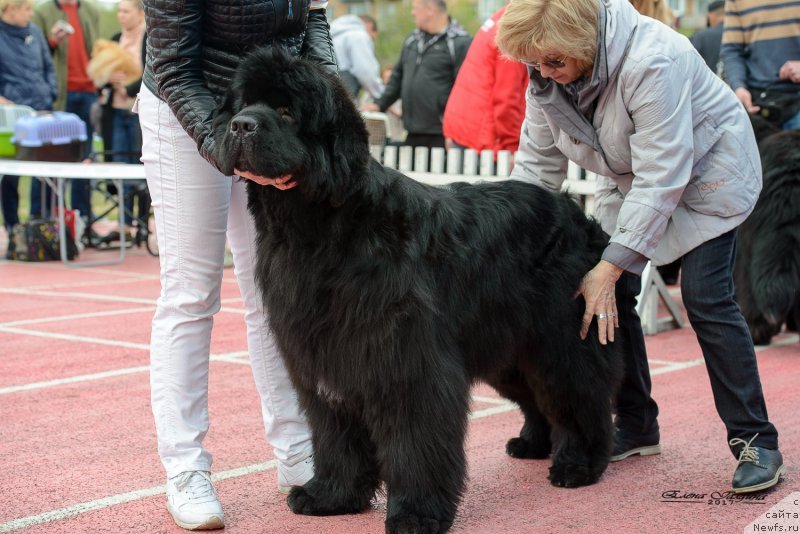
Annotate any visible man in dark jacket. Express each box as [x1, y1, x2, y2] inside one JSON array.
[[689, 0, 724, 75], [363, 0, 471, 150]]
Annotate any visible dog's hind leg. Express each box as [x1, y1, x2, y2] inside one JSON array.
[[748, 314, 781, 346], [788, 301, 800, 333], [377, 363, 470, 534], [487, 369, 552, 459], [545, 398, 614, 488], [750, 228, 800, 340], [534, 341, 617, 488], [287, 393, 380, 516]]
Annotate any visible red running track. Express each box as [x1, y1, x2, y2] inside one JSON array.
[[1, 247, 798, 533]]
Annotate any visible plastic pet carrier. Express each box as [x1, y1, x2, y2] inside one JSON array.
[[12, 111, 87, 162], [0, 104, 36, 158]]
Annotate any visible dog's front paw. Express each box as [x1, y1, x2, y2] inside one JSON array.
[[506, 436, 551, 459], [385, 513, 451, 534], [287, 483, 370, 516], [749, 319, 778, 346], [287, 486, 321, 515], [548, 462, 602, 488]]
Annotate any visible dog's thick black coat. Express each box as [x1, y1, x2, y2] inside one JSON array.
[[214, 48, 622, 533], [734, 118, 800, 345]]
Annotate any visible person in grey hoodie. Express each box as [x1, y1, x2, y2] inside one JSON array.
[[497, 0, 784, 494], [330, 13, 383, 101]]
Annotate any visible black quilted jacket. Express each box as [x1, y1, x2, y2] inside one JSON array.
[[142, 0, 336, 171]]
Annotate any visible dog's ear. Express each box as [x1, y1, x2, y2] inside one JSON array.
[[212, 89, 236, 132], [317, 71, 371, 205], [210, 90, 237, 175]]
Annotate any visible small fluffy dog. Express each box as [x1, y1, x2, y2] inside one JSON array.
[[86, 39, 141, 88], [213, 48, 623, 533], [734, 117, 800, 345]]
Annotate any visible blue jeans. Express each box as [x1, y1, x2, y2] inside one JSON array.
[[615, 230, 779, 456], [29, 178, 53, 219], [111, 108, 142, 225], [1, 175, 20, 232], [783, 109, 800, 131], [67, 90, 97, 220]]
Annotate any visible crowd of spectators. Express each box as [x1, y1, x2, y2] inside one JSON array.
[[3, 0, 798, 247]]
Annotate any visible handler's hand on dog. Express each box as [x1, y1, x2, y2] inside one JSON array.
[[577, 260, 623, 345], [235, 169, 297, 189]]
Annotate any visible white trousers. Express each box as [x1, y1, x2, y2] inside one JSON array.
[[138, 86, 312, 478]]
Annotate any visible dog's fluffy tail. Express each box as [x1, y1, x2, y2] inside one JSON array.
[[751, 233, 800, 327]]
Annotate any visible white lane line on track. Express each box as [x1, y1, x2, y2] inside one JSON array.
[[0, 401, 517, 532], [0, 351, 251, 395], [0, 288, 243, 311], [0, 336, 795, 529], [14, 274, 159, 290], [0, 316, 245, 349], [0, 460, 280, 533], [0, 288, 155, 304], [469, 403, 519, 419], [0, 307, 155, 327], [2, 330, 795, 395], [650, 358, 705, 376], [0, 325, 151, 349], [649, 334, 799, 376], [472, 395, 514, 405], [0, 305, 243, 330]]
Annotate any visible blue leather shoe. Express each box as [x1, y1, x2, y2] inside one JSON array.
[[610, 427, 661, 462], [730, 434, 786, 493]]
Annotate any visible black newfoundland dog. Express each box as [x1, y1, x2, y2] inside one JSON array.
[[213, 48, 622, 533], [734, 117, 800, 345]]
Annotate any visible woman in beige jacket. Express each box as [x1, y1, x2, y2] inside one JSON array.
[[497, 0, 784, 494]]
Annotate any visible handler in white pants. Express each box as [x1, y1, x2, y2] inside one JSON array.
[[138, 84, 314, 530]]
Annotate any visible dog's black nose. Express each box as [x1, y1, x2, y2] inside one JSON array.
[[230, 116, 258, 136]]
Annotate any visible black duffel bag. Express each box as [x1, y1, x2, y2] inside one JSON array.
[[752, 88, 800, 126]]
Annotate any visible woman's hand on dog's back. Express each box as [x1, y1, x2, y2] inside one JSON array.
[[577, 260, 624, 345]]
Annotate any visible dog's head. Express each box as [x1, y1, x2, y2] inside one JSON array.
[[213, 47, 371, 204]]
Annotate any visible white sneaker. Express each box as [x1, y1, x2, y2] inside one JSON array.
[[166, 471, 225, 530], [277, 456, 315, 494]]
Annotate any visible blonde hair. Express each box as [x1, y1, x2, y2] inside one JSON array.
[[0, 0, 33, 12], [119, 0, 144, 10], [496, 0, 599, 68], [630, 0, 673, 25]]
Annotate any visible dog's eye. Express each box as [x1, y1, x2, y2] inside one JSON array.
[[276, 107, 295, 123]]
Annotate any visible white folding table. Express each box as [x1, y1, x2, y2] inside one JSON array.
[[0, 160, 146, 267]]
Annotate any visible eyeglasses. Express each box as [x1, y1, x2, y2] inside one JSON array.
[[518, 56, 568, 70]]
